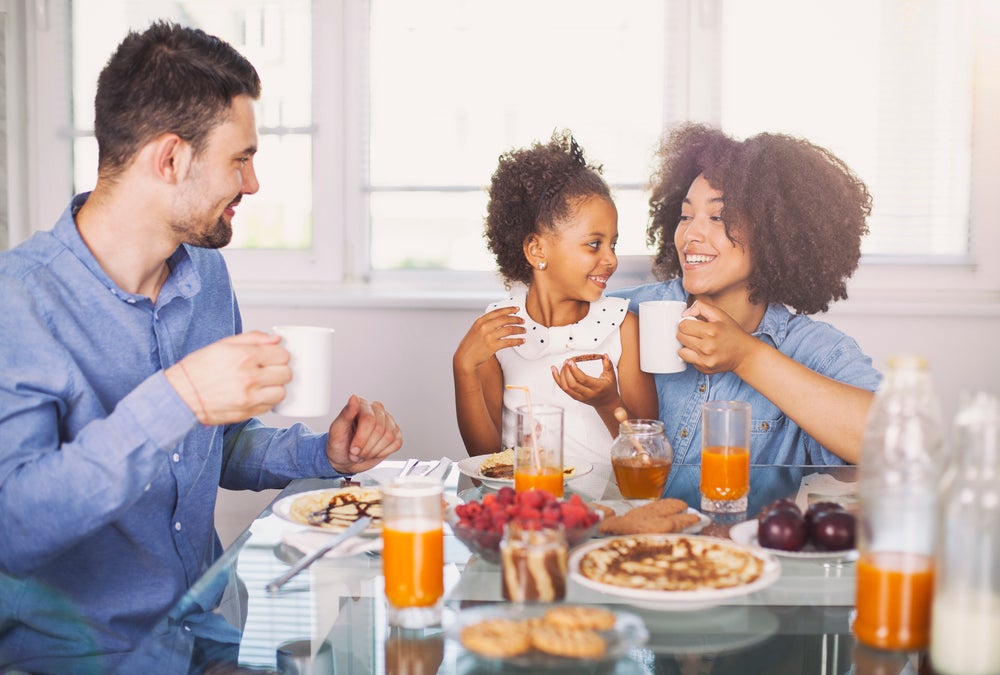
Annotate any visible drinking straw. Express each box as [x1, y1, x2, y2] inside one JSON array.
[[614, 407, 651, 464], [505, 385, 543, 472]]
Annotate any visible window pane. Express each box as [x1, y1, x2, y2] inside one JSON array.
[[70, 0, 313, 251], [368, 0, 666, 269], [718, 0, 973, 258]]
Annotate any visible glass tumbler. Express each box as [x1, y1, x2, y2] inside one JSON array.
[[381, 477, 444, 628], [513, 404, 564, 497], [700, 401, 751, 513]]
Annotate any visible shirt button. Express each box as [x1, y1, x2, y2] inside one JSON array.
[[175, 522, 182, 531], [680, 428, 689, 438], [144, 483, 151, 491], [698, 384, 706, 393], [172, 453, 181, 463]]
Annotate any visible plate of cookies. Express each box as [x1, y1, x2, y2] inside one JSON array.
[[569, 534, 781, 611], [451, 604, 648, 666], [596, 497, 710, 537], [456, 451, 593, 491]]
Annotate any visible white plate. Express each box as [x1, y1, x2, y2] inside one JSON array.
[[455, 455, 593, 491], [272, 487, 383, 535], [446, 604, 648, 666], [729, 519, 859, 563], [568, 534, 781, 611]]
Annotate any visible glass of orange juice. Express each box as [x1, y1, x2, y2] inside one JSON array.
[[700, 401, 751, 513], [381, 477, 444, 628], [513, 404, 564, 498]]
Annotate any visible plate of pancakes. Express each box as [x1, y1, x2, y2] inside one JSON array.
[[272, 485, 383, 534], [569, 533, 781, 611]]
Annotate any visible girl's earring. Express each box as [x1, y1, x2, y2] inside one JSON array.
[[538, 262, 547, 270]]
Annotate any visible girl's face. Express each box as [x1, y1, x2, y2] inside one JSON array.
[[537, 195, 619, 302], [675, 174, 753, 305]]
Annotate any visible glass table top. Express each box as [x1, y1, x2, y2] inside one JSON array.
[[124, 461, 930, 674]]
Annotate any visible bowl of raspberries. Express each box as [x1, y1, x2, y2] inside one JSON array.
[[448, 487, 603, 564]]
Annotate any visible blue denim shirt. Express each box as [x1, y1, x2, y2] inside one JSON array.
[[0, 194, 340, 673], [610, 280, 880, 499]]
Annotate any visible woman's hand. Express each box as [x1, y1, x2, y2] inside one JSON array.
[[452, 305, 525, 374], [677, 300, 760, 375]]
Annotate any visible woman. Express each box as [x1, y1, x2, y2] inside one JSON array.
[[612, 123, 879, 479]]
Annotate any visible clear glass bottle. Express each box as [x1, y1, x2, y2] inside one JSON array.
[[610, 418, 673, 499], [853, 355, 945, 651], [930, 392, 1000, 674]]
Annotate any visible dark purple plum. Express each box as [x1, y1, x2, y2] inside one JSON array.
[[757, 510, 808, 551], [811, 511, 856, 551], [805, 501, 845, 534], [758, 497, 802, 520]]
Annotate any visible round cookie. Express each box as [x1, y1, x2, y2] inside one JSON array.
[[460, 618, 531, 658], [543, 605, 617, 631], [531, 625, 607, 659]]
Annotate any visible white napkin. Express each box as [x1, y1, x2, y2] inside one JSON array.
[[282, 529, 383, 559]]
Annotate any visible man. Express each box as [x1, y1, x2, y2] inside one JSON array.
[[0, 22, 401, 673]]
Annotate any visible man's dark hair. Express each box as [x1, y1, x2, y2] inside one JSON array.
[[94, 20, 261, 178]]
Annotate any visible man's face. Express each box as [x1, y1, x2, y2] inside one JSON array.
[[171, 95, 259, 248]]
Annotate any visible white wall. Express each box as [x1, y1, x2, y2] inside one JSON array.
[[214, 291, 1000, 545]]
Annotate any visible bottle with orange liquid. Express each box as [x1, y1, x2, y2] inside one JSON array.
[[611, 417, 673, 499], [854, 356, 944, 651], [382, 477, 445, 628], [513, 404, 564, 498]]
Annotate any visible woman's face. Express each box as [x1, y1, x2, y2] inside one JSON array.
[[674, 174, 753, 305]]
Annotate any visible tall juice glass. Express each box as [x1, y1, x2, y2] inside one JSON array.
[[382, 477, 444, 628], [700, 401, 751, 513], [513, 404, 564, 498]]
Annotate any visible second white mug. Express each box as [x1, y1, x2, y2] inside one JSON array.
[[639, 300, 688, 374]]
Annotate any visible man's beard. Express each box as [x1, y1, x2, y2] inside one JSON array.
[[191, 217, 233, 249], [172, 214, 233, 249]]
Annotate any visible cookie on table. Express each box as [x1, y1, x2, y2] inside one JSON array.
[[543, 605, 617, 631], [530, 624, 607, 659], [460, 618, 531, 658]]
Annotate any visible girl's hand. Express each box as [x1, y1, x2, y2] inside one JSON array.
[[678, 300, 758, 374], [550, 354, 622, 412], [453, 305, 525, 373]]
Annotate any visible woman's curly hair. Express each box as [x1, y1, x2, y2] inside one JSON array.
[[485, 130, 611, 286], [647, 124, 872, 314]]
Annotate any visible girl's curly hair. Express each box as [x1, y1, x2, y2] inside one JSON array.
[[647, 124, 872, 314], [485, 130, 611, 286]]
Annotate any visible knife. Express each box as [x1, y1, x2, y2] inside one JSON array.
[[266, 515, 373, 594]]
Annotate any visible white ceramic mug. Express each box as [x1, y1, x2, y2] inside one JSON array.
[[273, 325, 335, 417], [639, 300, 688, 374]]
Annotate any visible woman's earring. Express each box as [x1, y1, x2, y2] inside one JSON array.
[[538, 262, 547, 270]]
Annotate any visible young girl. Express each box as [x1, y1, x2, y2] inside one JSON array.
[[453, 131, 658, 487], [611, 124, 880, 489]]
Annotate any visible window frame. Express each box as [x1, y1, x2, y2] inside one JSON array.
[[12, 0, 1000, 309]]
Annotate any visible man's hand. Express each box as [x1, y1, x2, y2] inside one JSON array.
[[325, 394, 403, 474], [165, 331, 291, 425]]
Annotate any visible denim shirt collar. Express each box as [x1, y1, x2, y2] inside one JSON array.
[[754, 302, 793, 348], [53, 193, 202, 307]]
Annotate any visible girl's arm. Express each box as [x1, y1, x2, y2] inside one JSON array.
[[453, 306, 524, 456], [453, 355, 505, 456], [679, 301, 872, 463]]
